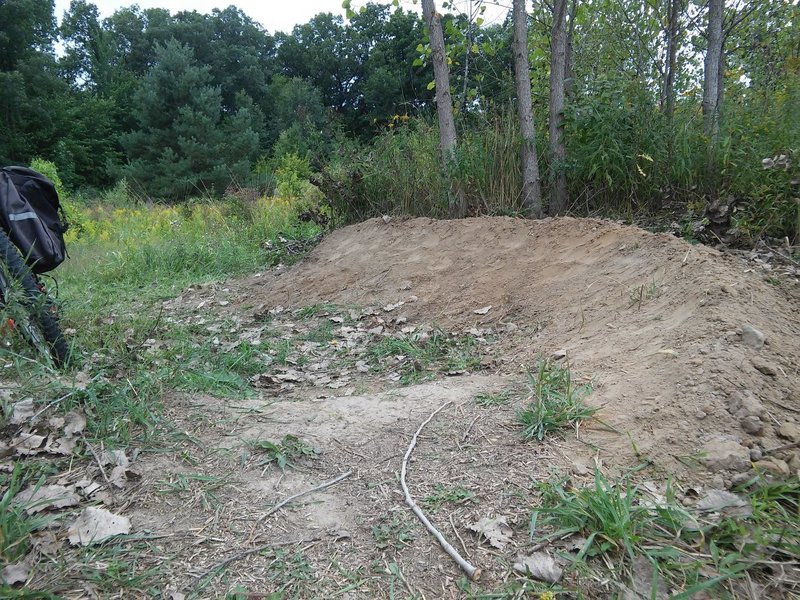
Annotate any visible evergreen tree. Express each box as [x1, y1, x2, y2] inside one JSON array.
[[119, 40, 259, 199]]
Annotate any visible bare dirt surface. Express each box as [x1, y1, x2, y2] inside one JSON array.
[[8, 216, 800, 598]]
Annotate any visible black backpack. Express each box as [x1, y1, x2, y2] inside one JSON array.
[[0, 166, 69, 274]]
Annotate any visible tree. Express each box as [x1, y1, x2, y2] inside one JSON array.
[[549, 0, 569, 215], [512, 0, 543, 218], [119, 40, 259, 199], [703, 0, 724, 158], [421, 0, 466, 218]]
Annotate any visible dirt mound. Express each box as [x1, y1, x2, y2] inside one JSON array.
[[245, 216, 799, 480]]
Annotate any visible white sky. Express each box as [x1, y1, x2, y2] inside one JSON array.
[[53, 0, 509, 35]]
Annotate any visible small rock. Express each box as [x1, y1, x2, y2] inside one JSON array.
[[720, 284, 737, 296], [740, 324, 765, 349], [751, 358, 777, 377], [551, 349, 568, 360], [749, 448, 763, 461], [700, 438, 751, 473], [730, 472, 753, 488], [727, 391, 765, 419], [787, 452, 800, 472], [695, 411, 707, 420], [777, 423, 800, 443], [754, 458, 790, 477], [740, 415, 764, 436], [571, 461, 590, 476]]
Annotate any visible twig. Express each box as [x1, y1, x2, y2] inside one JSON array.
[[764, 441, 800, 456], [193, 536, 318, 583], [83, 439, 116, 504], [256, 470, 352, 526], [461, 415, 480, 443], [401, 402, 481, 581], [245, 470, 353, 544], [449, 513, 470, 559]]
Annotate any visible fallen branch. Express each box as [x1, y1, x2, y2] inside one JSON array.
[[256, 470, 352, 526], [193, 536, 319, 584], [195, 470, 352, 583], [401, 402, 481, 581]]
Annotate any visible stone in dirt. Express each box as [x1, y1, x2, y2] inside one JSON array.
[[740, 324, 765, 349], [777, 423, 800, 443], [753, 458, 790, 477], [700, 438, 751, 473]]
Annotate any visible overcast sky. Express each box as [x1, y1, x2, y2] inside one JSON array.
[[53, 0, 509, 35]]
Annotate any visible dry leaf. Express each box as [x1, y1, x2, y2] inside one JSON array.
[[469, 516, 513, 549], [12, 433, 46, 455], [10, 399, 35, 425], [14, 484, 80, 514], [657, 349, 679, 358], [30, 530, 62, 555], [1, 561, 29, 585], [473, 306, 492, 315], [63, 411, 86, 436], [67, 507, 131, 546], [44, 435, 77, 456], [697, 490, 751, 517], [513, 552, 563, 583]]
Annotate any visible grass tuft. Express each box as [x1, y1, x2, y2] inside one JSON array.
[[517, 359, 596, 441]]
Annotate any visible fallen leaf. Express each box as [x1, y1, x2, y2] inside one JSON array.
[[12, 434, 47, 456], [469, 516, 513, 549], [14, 484, 80, 514], [1, 561, 29, 585], [657, 349, 679, 358], [513, 552, 563, 583], [697, 489, 751, 517], [63, 411, 87, 436], [383, 302, 405, 312], [10, 399, 35, 425], [67, 507, 131, 546], [30, 530, 62, 555], [44, 435, 77, 456], [473, 306, 492, 315]]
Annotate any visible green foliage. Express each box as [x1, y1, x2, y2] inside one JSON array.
[[517, 359, 596, 441], [368, 328, 482, 384], [422, 484, 478, 511], [118, 40, 259, 200], [532, 469, 691, 563], [247, 435, 319, 471]]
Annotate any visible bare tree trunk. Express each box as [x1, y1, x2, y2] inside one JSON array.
[[662, 0, 682, 123], [549, 0, 569, 215], [703, 0, 724, 148], [421, 0, 467, 218], [512, 0, 543, 218], [564, 0, 577, 98], [703, 0, 724, 199]]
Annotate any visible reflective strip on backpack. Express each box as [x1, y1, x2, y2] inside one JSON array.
[[8, 212, 38, 222]]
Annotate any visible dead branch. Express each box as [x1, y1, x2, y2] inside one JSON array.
[[401, 402, 481, 581], [256, 470, 353, 526], [195, 470, 352, 583]]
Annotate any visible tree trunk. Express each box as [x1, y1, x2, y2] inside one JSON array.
[[512, 0, 543, 218], [662, 0, 681, 124], [549, 0, 569, 215], [703, 0, 724, 198], [421, 0, 466, 218]]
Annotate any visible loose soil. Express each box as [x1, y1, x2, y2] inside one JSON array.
[[9, 216, 800, 598]]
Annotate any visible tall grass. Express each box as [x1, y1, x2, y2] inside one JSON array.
[[321, 72, 800, 241]]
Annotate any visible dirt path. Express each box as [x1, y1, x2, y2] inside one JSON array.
[[8, 216, 800, 598]]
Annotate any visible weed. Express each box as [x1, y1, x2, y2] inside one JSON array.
[[629, 276, 661, 309], [158, 473, 229, 509], [373, 515, 415, 550], [0, 464, 52, 563], [247, 434, 319, 471], [517, 359, 596, 441], [297, 303, 339, 319], [369, 328, 482, 384], [531, 470, 800, 596], [422, 484, 478, 511], [475, 389, 513, 407]]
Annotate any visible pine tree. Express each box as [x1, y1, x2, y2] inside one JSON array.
[[119, 40, 259, 199]]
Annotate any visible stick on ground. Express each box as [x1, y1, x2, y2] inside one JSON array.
[[401, 401, 481, 581], [194, 470, 352, 584]]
